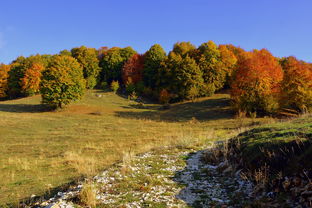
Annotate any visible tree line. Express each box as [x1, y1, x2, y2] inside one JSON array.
[[0, 41, 311, 115]]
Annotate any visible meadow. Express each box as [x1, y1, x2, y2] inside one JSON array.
[[0, 90, 272, 206]]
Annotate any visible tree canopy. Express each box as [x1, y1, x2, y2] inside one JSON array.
[[71, 46, 100, 89], [40, 55, 86, 108]]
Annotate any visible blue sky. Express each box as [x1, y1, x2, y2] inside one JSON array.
[[0, 0, 311, 64]]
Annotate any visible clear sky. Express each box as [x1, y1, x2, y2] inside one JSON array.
[[0, 0, 311, 64]]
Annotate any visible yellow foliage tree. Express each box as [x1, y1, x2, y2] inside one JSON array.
[[281, 56, 312, 112], [0, 64, 11, 98]]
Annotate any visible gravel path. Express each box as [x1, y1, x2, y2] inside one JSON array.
[[31, 147, 253, 208]]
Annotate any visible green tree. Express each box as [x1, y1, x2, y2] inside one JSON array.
[[171, 42, 196, 58], [143, 44, 167, 89], [7, 56, 26, 97], [59, 49, 72, 56], [99, 47, 136, 84], [71, 46, 100, 89], [40, 55, 86, 109], [168, 53, 203, 100], [196, 41, 226, 95]]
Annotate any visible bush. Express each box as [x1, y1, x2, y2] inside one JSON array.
[[40, 55, 86, 109], [100, 81, 108, 89], [142, 87, 153, 97], [110, 80, 119, 93], [187, 86, 200, 102], [129, 91, 138, 100], [135, 81, 145, 94], [124, 77, 135, 94], [159, 89, 170, 104], [200, 83, 215, 97]]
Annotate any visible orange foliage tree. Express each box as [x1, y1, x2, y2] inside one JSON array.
[[0, 64, 11, 98], [230, 49, 284, 114], [280, 56, 312, 112], [121, 54, 145, 84], [21, 63, 44, 95]]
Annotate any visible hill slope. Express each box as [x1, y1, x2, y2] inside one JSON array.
[[227, 115, 312, 206], [0, 90, 271, 206]]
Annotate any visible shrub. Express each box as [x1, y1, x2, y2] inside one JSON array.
[[126, 83, 136, 94], [159, 89, 170, 104], [0, 64, 10, 98], [135, 81, 145, 94], [187, 86, 200, 102], [142, 87, 153, 97], [230, 49, 284, 114], [200, 83, 215, 97], [40, 55, 86, 109], [110, 80, 119, 93], [129, 91, 138, 100], [100, 81, 108, 89]]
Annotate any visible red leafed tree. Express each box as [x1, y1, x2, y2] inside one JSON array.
[[230, 49, 284, 114], [280, 56, 312, 112], [122, 54, 145, 84], [21, 63, 45, 95], [0, 64, 11, 98]]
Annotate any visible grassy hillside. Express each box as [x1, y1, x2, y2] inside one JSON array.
[[0, 90, 272, 206], [230, 115, 312, 174]]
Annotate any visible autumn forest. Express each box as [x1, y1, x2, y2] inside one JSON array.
[[0, 41, 311, 115]]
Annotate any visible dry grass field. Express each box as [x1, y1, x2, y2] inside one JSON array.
[[0, 90, 273, 206]]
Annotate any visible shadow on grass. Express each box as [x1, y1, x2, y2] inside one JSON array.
[[0, 104, 52, 113], [116, 97, 234, 122], [13, 178, 83, 208]]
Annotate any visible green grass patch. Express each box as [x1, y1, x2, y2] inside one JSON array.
[[230, 115, 312, 175]]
